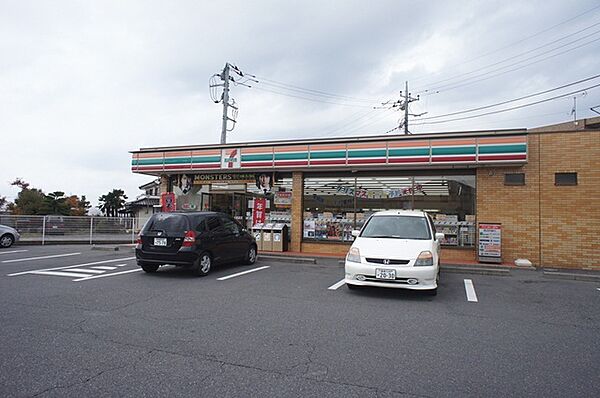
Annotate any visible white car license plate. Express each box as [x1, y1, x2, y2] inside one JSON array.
[[376, 268, 396, 280], [154, 238, 167, 246]]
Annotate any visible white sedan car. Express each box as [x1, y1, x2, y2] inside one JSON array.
[[345, 210, 444, 295], [0, 224, 21, 248]]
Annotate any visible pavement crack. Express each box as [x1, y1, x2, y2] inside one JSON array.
[[31, 350, 152, 397]]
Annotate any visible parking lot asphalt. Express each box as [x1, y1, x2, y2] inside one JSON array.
[[1, 245, 599, 397]]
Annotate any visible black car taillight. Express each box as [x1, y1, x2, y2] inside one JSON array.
[[182, 230, 196, 247]]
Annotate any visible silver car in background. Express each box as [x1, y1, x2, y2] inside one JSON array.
[[0, 224, 20, 248]]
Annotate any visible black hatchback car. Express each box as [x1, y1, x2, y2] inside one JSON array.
[[135, 212, 257, 276]]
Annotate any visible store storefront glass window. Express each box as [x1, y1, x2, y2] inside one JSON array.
[[413, 176, 476, 247], [303, 177, 356, 242], [354, 176, 414, 230], [244, 174, 293, 231], [167, 172, 292, 232], [303, 174, 476, 247]]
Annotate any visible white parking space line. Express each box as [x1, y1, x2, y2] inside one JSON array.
[[2, 252, 81, 264], [217, 266, 270, 281], [92, 266, 118, 270], [8, 257, 135, 276], [464, 279, 478, 302], [0, 250, 29, 255], [30, 271, 93, 278], [64, 268, 105, 274], [328, 279, 346, 290], [73, 269, 142, 282]]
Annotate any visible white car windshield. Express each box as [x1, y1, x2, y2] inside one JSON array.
[[360, 216, 431, 240]]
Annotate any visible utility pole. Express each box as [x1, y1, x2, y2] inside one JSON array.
[[210, 62, 242, 144], [401, 81, 420, 134], [220, 63, 231, 144], [389, 81, 422, 135]]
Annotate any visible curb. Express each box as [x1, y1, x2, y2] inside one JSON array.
[[441, 265, 511, 276], [91, 244, 136, 252], [543, 271, 600, 282], [258, 255, 317, 264], [91, 245, 120, 251]]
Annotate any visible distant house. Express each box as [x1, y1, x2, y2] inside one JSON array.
[[122, 179, 161, 227]]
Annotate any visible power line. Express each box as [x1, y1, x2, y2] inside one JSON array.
[[410, 3, 600, 83], [321, 108, 381, 136], [249, 74, 378, 103], [338, 108, 397, 136], [418, 73, 600, 121], [419, 34, 600, 95], [250, 85, 375, 108], [415, 21, 600, 93], [411, 83, 600, 126]]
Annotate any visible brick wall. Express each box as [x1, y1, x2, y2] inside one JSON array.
[[301, 242, 350, 257], [290, 171, 303, 252], [476, 134, 541, 265], [477, 130, 600, 268], [538, 130, 600, 268]]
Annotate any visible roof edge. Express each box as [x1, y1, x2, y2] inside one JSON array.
[[130, 128, 527, 154]]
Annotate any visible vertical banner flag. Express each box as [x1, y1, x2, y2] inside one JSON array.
[[161, 192, 176, 212], [252, 198, 267, 225]]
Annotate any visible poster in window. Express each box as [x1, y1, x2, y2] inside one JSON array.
[[171, 174, 202, 210], [303, 220, 315, 238], [161, 193, 176, 212], [274, 191, 292, 207], [255, 173, 273, 194]]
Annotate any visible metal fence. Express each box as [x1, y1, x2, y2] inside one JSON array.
[[0, 215, 141, 244]]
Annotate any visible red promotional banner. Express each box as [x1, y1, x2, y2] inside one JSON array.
[[252, 198, 267, 225], [161, 192, 176, 212]]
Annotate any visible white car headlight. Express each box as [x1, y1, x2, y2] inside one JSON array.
[[415, 251, 433, 266], [346, 247, 361, 263]]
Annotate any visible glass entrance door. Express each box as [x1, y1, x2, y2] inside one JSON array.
[[210, 193, 233, 216], [208, 192, 249, 227], [232, 192, 247, 227]]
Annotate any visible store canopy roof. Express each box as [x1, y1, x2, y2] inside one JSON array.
[[131, 129, 528, 176]]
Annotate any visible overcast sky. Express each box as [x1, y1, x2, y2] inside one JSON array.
[[2, 0, 599, 209]]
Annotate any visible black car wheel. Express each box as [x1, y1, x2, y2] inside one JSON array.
[[346, 283, 361, 290], [140, 262, 159, 273], [193, 252, 212, 277], [244, 245, 257, 265], [0, 234, 14, 248]]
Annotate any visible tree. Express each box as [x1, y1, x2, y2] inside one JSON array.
[[10, 178, 45, 215], [11, 178, 30, 190], [98, 189, 128, 217], [12, 187, 46, 215], [43, 191, 70, 215], [66, 195, 91, 216]]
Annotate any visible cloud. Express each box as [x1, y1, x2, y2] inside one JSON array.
[[1, 0, 599, 206]]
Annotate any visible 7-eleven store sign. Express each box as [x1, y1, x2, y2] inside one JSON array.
[[221, 148, 241, 169]]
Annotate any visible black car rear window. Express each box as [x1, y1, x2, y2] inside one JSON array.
[[144, 214, 190, 233]]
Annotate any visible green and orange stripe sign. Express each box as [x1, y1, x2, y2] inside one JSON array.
[[132, 134, 527, 173], [241, 147, 274, 168]]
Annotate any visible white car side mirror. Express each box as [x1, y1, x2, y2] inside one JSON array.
[[351, 230, 360, 238], [435, 232, 445, 241]]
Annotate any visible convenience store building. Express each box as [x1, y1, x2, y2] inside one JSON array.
[[131, 117, 600, 269]]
